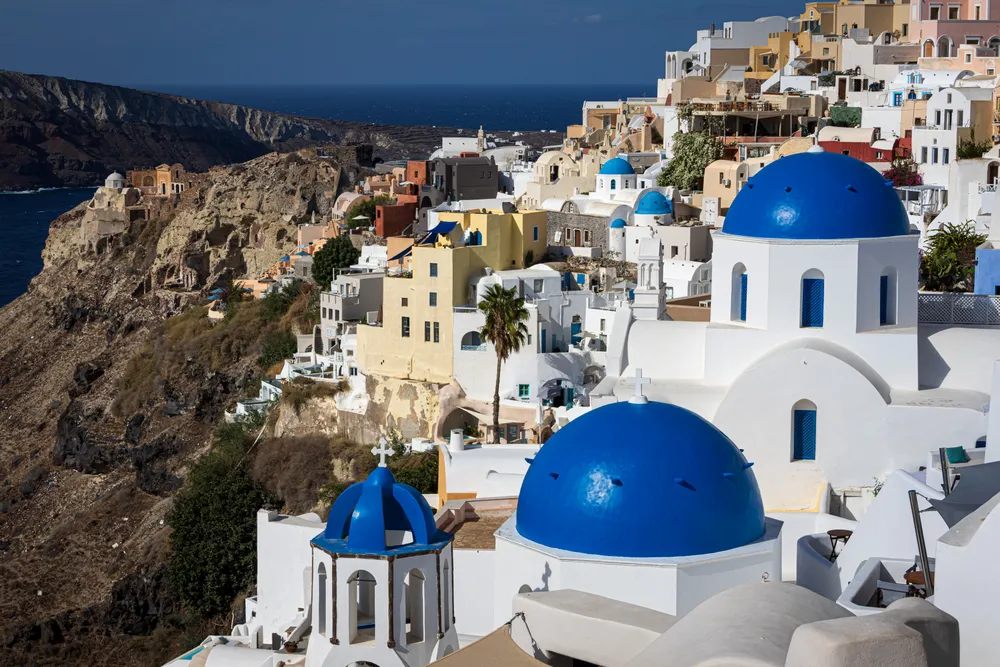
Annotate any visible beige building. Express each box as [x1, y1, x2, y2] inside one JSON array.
[[520, 151, 602, 209], [356, 210, 548, 383], [702, 157, 772, 216]]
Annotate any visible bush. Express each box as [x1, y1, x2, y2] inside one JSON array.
[[259, 280, 302, 323], [829, 106, 862, 128], [921, 221, 987, 292], [311, 236, 362, 288], [257, 330, 297, 369], [657, 131, 724, 191], [281, 377, 348, 415], [957, 129, 992, 160], [345, 194, 395, 229], [167, 416, 277, 618], [883, 154, 922, 187]]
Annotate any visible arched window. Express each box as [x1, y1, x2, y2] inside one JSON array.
[[348, 570, 377, 645], [442, 560, 452, 631], [610, 179, 617, 190], [461, 331, 482, 349], [880, 268, 897, 326], [405, 569, 425, 644], [731, 263, 748, 322], [792, 400, 817, 461], [317, 562, 328, 637], [801, 270, 825, 328], [517, 584, 533, 595]]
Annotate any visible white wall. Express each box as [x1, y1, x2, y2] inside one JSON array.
[[255, 511, 324, 642], [919, 324, 1000, 392], [861, 106, 904, 140]]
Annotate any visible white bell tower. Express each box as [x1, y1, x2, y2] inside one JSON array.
[[632, 238, 665, 321], [306, 445, 458, 667]]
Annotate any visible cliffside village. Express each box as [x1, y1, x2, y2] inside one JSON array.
[[72, 1, 1000, 664]]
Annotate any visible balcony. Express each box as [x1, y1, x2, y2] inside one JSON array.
[[919, 292, 1000, 326], [979, 184, 998, 194], [461, 344, 487, 351]]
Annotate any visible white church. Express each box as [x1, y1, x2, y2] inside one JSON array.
[[592, 148, 1000, 512]]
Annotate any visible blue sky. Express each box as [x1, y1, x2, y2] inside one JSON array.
[[0, 0, 803, 85]]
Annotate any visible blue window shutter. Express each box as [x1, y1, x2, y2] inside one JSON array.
[[879, 275, 888, 325], [793, 409, 817, 460], [801, 278, 825, 327], [739, 272, 748, 321], [576, 273, 585, 285]]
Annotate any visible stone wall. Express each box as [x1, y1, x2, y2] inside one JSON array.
[[546, 211, 608, 250]]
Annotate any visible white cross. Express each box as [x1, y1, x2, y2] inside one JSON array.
[[371, 437, 394, 468], [626, 367, 651, 405]]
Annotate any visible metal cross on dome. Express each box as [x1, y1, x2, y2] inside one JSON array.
[[626, 367, 651, 405], [371, 437, 394, 468]]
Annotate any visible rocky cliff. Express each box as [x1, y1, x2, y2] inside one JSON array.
[[0, 149, 357, 664], [0, 70, 557, 191]]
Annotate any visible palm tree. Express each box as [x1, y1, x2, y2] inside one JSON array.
[[478, 284, 529, 443]]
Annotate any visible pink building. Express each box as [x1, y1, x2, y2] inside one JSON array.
[[913, 0, 1000, 57]]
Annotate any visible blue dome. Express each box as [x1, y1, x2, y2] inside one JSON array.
[[610, 218, 627, 229], [516, 401, 765, 558], [314, 466, 451, 555], [600, 157, 636, 175], [721, 152, 910, 240], [635, 191, 672, 215]]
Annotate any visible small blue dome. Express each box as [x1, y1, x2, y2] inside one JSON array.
[[635, 191, 672, 215], [610, 218, 626, 229], [314, 466, 451, 555], [722, 152, 910, 240], [600, 157, 636, 175], [516, 401, 766, 558]]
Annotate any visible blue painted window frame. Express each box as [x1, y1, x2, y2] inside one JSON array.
[[429, 292, 437, 307], [429, 262, 438, 277], [518, 384, 530, 399], [793, 409, 817, 461], [801, 278, 825, 328], [739, 272, 748, 321], [533, 226, 539, 241]]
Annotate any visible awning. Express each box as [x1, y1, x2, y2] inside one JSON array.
[[428, 220, 459, 235], [430, 627, 543, 667], [461, 408, 522, 426], [388, 244, 414, 262]]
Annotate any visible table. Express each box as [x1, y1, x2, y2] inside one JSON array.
[[904, 570, 935, 597], [827, 529, 853, 562]]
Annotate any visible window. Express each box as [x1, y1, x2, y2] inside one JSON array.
[[943, 148, 950, 164], [949, 5, 959, 19], [966, 52, 972, 63], [670, 245, 679, 258], [429, 263, 438, 277], [930, 6, 940, 19], [404, 569, 425, 644], [957, 109, 964, 126], [429, 292, 437, 307], [921, 146, 929, 164], [989, 68, 996, 76], [947, 93, 952, 104], [402, 316, 410, 338], [533, 226, 539, 241], [533, 279, 543, 293], [876, 151, 884, 160], [935, 110, 942, 126], [424, 321, 431, 342], [932, 147, 939, 164], [801, 273, 825, 328], [402, 297, 408, 307], [732, 264, 748, 322], [317, 562, 328, 637], [610, 179, 617, 190], [880, 269, 897, 325], [433, 321, 440, 343], [976, 4, 982, 19], [842, 23, 848, 35], [842, 149, 851, 156], [518, 384, 530, 399], [793, 404, 817, 461], [322, 307, 328, 319], [600, 318, 606, 332], [823, 47, 830, 55], [903, 23, 908, 37]]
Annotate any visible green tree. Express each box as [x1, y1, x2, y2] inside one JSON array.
[[168, 416, 277, 618], [311, 236, 361, 288], [478, 284, 529, 443], [346, 194, 396, 229], [921, 222, 987, 292], [657, 131, 724, 191], [257, 329, 297, 369]]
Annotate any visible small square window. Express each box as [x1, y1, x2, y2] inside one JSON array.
[[518, 384, 530, 399], [429, 263, 438, 277], [429, 292, 437, 307], [533, 279, 543, 293], [401, 297, 408, 307]]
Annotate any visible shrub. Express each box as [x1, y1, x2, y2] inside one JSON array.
[[311, 236, 361, 288], [829, 106, 862, 128], [257, 330, 297, 369], [281, 377, 348, 415], [921, 221, 987, 292], [957, 129, 992, 160], [345, 194, 395, 229], [883, 153, 923, 187], [167, 416, 277, 618], [657, 131, 724, 191]]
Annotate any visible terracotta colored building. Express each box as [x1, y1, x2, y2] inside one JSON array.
[[376, 202, 418, 237]]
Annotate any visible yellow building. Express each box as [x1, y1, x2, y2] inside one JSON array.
[[833, 0, 910, 43], [356, 210, 548, 384]]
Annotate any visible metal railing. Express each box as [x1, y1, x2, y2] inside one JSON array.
[[919, 292, 1000, 325], [979, 184, 999, 194], [461, 344, 487, 351]]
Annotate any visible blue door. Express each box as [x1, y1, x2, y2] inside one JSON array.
[[801, 278, 825, 328], [541, 329, 547, 353], [893, 92, 903, 106], [793, 409, 817, 460], [879, 275, 889, 325], [739, 272, 748, 321], [571, 322, 582, 344]]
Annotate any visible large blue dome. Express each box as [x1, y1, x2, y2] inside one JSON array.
[[516, 401, 766, 558], [314, 465, 451, 555], [600, 157, 636, 175], [721, 151, 911, 240], [635, 191, 672, 215]]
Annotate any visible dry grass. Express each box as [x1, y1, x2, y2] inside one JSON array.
[[282, 377, 349, 415], [251, 434, 336, 515]]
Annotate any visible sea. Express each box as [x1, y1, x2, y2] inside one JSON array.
[[0, 84, 648, 308]]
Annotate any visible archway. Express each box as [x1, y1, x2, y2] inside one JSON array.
[[801, 269, 825, 328], [923, 39, 935, 58], [142, 175, 154, 187], [404, 569, 425, 644], [938, 35, 952, 58], [791, 399, 818, 461], [610, 179, 617, 190], [347, 570, 378, 645], [990, 36, 1000, 55], [460, 331, 483, 349]]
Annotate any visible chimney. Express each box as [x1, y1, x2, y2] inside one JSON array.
[[449, 429, 465, 452]]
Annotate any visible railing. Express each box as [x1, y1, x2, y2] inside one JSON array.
[[919, 292, 1000, 325], [979, 184, 998, 194], [454, 305, 478, 313], [461, 344, 487, 351], [682, 100, 779, 113]]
